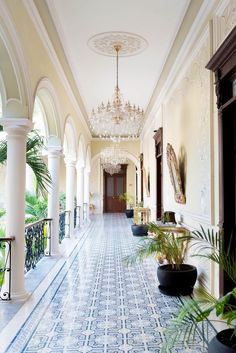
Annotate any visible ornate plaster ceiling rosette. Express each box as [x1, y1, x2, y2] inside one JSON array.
[[87, 31, 148, 57]]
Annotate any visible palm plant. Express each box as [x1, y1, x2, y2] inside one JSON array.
[[161, 226, 236, 352], [125, 222, 189, 270], [25, 191, 48, 224], [0, 130, 51, 195]]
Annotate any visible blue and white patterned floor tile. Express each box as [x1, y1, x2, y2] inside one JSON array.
[[5, 214, 212, 352]]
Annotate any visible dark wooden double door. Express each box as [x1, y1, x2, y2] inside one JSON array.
[[104, 166, 126, 213]]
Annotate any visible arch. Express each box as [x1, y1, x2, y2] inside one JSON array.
[[34, 78, 62, 139], [77, 134, 86, 168], [85, 145, 91, 172], [0, 72, 6, 118], [63, 115, 77, 161], [0, 3, 31, 118], [91, 150, 140, 172]]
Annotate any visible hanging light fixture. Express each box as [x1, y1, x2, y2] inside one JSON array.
[[103, 163, 121, 175], [88, 44, 145, 142], [100, 144, 126, 175], [100, 144, 127, 165]]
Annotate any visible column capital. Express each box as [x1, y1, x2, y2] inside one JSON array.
[[47, 146, 62, 158], [76, 163, 85, 171], [64, 158, 76, 168], [0, 118, 33, 135]]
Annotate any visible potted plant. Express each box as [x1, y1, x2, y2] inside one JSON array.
[[126, 222, 197, 295], [161, 226, 236, 352], [130, 214, 149, 236], [119, 192, 135, 218]]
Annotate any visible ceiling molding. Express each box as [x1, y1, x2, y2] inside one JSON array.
[[142, 0, 216, 134], [23, 0, 91, 138]]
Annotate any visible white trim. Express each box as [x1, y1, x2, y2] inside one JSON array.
[[143, 0, 215, 132], [35, 77, 63, 139], [0, 72, 7, 117], [0, 1, 32, 116], [45, 0, 90, 112], [23, 0, 91, 138]]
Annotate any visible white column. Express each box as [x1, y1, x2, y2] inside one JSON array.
[[76, 165, 84, 226], [65, 158, 76, 236], [1, 118, 33, 301], [137, 169, 141, 203], [47, 146, 62, 255], [84, 170, 90, 221]]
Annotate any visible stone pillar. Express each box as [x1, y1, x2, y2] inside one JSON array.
[[76, 165, 84, 226], [65, 158, 76, 236], [47, 145, 62, 255], [137, 169, 142, 203], [1, 118, 33, 300], [84, 170, 90, 221]]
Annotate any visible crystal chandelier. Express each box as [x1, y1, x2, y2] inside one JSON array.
[[100, 145, 127, 175], [100, 144, 127, 165], [89, 45, 144, 141], [103, 163, 121, 175]]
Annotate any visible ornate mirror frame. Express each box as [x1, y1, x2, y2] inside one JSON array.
[[166, 143, 186, 204]]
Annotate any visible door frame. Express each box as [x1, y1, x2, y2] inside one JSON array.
[[153, 128, 163, 219], [206, 26, 236, 294], [103, 164, 127, 213]]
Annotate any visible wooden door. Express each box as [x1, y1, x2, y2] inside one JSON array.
[[206, 26, 236, 294], [104, 166, 126, 213], [154, 128, 163, 219]]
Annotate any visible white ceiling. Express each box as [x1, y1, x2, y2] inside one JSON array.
[[47, 0, 190, 121]]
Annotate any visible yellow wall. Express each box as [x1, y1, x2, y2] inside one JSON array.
[[141, 0, 236, 295], [3, 0, 90, 143]]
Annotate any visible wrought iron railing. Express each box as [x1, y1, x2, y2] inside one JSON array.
[[25, 218, 52, 273], [74, 206, 77, 228], [74, 206, 81, 228], [59, 210, 70, 243], [83, 203, 88, 221], [0, 237, 14, 300]]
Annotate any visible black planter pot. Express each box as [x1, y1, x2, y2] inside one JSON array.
[[131, 224, 148, 236], [157, 264, 197, 296], [208, 329, 236, 353], [125, 209, 134, 218]]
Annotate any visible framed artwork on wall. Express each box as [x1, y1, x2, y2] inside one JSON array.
[[166, 143, 186, 204]]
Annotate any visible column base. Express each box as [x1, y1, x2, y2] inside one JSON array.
[[11, 290, 30, 302]]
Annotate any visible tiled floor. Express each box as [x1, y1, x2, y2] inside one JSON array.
[[2, 214, 211, 352]]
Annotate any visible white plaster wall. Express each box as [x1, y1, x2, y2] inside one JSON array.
[[141, 107, 163, 220]]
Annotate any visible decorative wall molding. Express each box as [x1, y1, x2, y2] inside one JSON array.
[[143, 0, 215, 132], [213, 0, 236, 52]]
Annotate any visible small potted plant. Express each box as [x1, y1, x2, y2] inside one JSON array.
[[126, 222, 197, 295], [161, 226, 236, 352], [119, 193, 135, 218]]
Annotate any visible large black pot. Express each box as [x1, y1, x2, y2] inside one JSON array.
[[157, 264, 197, 296], [125, 209, 134, 218], [131, 224, 148, 236], [208, 329, 236, 353]]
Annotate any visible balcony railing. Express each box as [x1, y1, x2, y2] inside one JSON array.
[[25, 218, 52, 273], [83, 203, 88, 221], [59, 210, 70, 243], [74, 206, 81, 228], [0, 237, 15, 300]]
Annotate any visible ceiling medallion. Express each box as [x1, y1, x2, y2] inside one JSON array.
[[87, 31, 148, 57], [88, 32, 147, 141]]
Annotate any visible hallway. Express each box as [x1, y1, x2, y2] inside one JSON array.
[[4, 214, 208, 353]]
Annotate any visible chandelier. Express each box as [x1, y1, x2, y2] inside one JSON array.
[[100, 145, 127, 175], [100, 144, 127, 165], [103, 163, 121, 175], [89, 44, 144, 141]]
